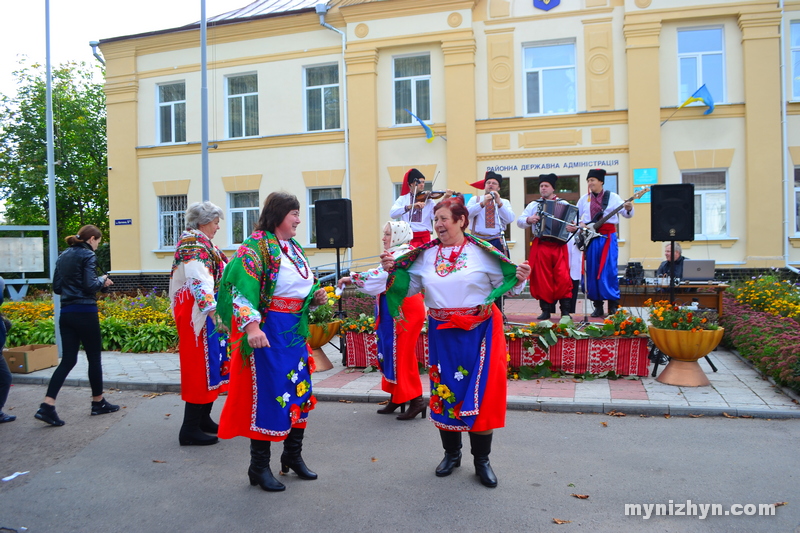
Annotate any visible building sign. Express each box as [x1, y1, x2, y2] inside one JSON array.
[[486, 159, 620, 174], [632, 168, 658, 203], [0, 238, 44, 273], [534, 0, 560, 11], [114, 219, 132, 226]]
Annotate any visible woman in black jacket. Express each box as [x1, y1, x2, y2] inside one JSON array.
[[35, 225, 118, 426]]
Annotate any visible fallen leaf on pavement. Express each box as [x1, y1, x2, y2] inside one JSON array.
[[774, 502, 787, 507], [688, 414, 703, 418], [722, 412, 735, 419], [739, 415, 753, 419], [553, 518, 571, 524], [664, 414, 671, 419], [339, 400, 353, 404], [371, 457, 378, 462], [607, 410, 626, 417], [377, 400, 389, 405], [143, 392, 168, 399], [152, 460, 166, 463], [600, 422, 608, 427], [571, 493, 589, 499]]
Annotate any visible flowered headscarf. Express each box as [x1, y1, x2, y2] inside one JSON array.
[[384, 220, 412, 256]]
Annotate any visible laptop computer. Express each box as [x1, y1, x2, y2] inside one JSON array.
[[681, 260, 715, 282]]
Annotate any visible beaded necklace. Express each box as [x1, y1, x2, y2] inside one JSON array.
[[280, 239, 309, 279], [434, 239, 468, 277]]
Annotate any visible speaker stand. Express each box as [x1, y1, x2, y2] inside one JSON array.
[[333, 247, 347, 364]]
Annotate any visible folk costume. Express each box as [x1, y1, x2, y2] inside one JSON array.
[[216, 229, 320, 492], [390, 168, 436, 247], [576, 169, 634, 316], [516, 174, 573, 319], [466, 171, 515, 256], [170, 228, 229, 445], [351, 221, 425, 416], [385, 234, 521, 432], [216, 230, 319, 442]]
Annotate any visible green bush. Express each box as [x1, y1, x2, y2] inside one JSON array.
[[100, 316, 133, 351], [120, 322, 178, 353]]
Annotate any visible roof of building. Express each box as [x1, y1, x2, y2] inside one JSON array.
[[207, 0, 321, 23]]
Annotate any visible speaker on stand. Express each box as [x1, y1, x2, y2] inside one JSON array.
[[314, 198, 354, 364]]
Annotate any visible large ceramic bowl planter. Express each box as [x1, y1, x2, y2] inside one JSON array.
[[649, 326, 724, 387], [307, 321, 340, 372]]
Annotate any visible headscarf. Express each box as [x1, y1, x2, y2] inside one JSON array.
[[384, 220, 412, 257]]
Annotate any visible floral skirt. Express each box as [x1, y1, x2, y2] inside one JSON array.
[[376, 293, 425, 404], [218, 309, 315, 442], [426, 304, 507, 432], [174, 291, 228, 404]]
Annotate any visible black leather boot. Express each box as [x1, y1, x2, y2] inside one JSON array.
[[608, 300, 619, 315], [179, 402, 218, 446], [199, 402, 219, 434], [377, 397, 406, 414], [469, 432, 497, 488], [559, 299, 572, 320], [435, 429, 462, 477], [536, 301, 552, 320], [280, 427, 318, 480], [590, 300, 605, 318], [249, 439, 285, 492], [396, 396, 426, 420]]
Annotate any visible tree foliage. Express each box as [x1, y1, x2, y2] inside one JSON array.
[[0, 60, 108, 245]]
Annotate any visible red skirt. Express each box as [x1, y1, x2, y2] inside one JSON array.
[[380, 293, 425, 403], [174, 293, 228, 403]]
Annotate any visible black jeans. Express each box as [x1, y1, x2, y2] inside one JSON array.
[[46, 311, 104, 399], [0, 321, 10, 411]]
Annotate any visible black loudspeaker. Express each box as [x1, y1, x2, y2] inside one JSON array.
[[314, 198, 354, 249], [650, 184, 695, 242]]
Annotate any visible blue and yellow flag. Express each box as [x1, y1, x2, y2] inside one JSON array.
[[404, 108, 435, 143], [678, 84, 715, 115]]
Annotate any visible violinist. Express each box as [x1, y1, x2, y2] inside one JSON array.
[[390, 168, 453, 248], [466, 171, 515, 257]]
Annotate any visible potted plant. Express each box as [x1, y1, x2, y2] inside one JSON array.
[[307, 286, 341, 371], [645, 299, 723, 386]]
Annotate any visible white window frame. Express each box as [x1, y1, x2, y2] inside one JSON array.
[[791, 21, 800, 100], [226, 73, 259, 139], [158, 195, 187, 249], [307, 187, 342, 245], [393, 53, 431, 126], [682, 170, 729, 238], [677, 26, 726, 105], [522, 40, 577, 116], [794, 167, 800, 234], [228, 191, 260, 245], [157, 82, 186, 144], [304, 63, 340, 132]]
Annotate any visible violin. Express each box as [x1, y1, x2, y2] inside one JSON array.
[[414, 190, 461, 202]]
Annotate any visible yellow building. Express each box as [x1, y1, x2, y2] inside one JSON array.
[[100, 0, 800, 284]]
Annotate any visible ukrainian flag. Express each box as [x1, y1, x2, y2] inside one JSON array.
[[678, 84, 715, 115], [404, 108, 435, 143]]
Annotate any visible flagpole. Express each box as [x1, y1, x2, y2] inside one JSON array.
[[660, 107, 681, 127]]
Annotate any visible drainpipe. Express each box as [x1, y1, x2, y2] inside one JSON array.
[[89, 41, 105, 65], [779, 0, 800, 273], [316, 2, 351, 263]]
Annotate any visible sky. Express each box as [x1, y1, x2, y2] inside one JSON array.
[[0, 0, 253, 98]]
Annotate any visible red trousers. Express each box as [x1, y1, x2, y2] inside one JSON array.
[[528, 238, 573, 303]]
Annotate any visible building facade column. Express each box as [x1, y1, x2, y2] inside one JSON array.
[[442, 36, 478, 186], [344, 47, 380, 259], [739, 10, 783, 266], [100, 44, 141, 273], [623, 20, 662, 262]]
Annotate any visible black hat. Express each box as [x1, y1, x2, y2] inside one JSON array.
[[406, 168, 425, 185], [538, 173, 558, 187], [587, 168, 606, 182], [484, 171, 503, 186]]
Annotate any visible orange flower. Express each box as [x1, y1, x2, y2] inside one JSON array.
[[633, 330, 640, 335]]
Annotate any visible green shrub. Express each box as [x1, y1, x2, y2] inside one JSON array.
[[120, 322, 178, 353]]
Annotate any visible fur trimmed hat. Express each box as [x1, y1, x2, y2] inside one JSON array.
[[538, 173, 558, 187], [401, 168, 426, 195], [587, 168, 606, 182]]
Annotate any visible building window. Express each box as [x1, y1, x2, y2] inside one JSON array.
[[792, 22, 800, 100], [229, 191, 260, 244], [227, 74, 259, 138], [158, 195, 187, 248], [158, 82, 186, 144], [682, 171, 727, 236], [794, 167, 800, 233], [394, 55, 430, 125], [523, 42, 576, 115], [305, 65, 340, 131], [308, 187, 342, 244], [678, 27, 725, 105]]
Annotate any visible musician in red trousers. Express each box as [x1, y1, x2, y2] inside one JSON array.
[[517, 173, 574, 320], [575, 168, 634, 317]]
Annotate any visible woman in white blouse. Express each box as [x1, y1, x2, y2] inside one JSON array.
[[380, 196, 530, 488]]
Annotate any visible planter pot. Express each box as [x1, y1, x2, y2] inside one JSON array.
[[649, 326, 724, 387], [308, 321, 340, 372]]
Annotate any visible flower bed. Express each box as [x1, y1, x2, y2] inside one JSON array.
[[720, 294, 800, 394]]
